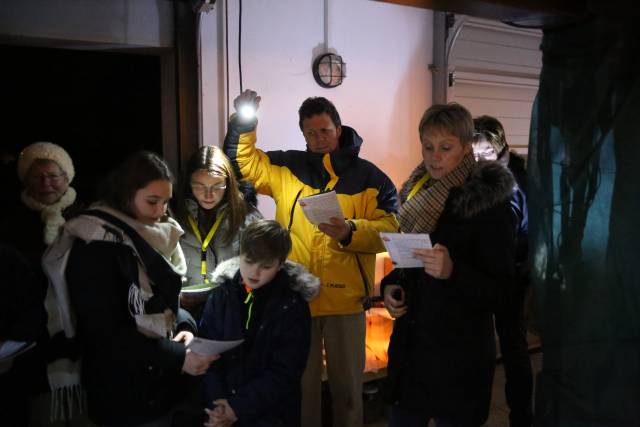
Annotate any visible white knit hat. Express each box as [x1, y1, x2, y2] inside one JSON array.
[[17, 142, 75, 183]]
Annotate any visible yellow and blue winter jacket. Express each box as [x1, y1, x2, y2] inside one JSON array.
[[224, 117, 399, 316]]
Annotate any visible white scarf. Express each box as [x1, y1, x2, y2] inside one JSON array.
[[96, 205, 187, 275], [42, 205, 186, 421], [21, 187, 77, 244]]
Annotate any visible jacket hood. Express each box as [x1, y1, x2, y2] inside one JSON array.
[[210, 257, 320, 302], [305, 125, 362, 175], [337, 125, 362, 154], [332, 126, 362, 172], [450, 160, 515, 219]]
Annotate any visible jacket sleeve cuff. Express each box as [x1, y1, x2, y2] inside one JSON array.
[[176, 307, 197, 334], [229, 114, 258, 133]]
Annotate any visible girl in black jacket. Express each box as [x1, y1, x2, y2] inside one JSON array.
[[43, 151, 218, 426], [382, 104, 516, 427]]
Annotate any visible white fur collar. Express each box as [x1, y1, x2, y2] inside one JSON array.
[[211, 257, 320, 302]]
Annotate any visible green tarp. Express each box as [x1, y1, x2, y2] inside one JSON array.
[[530, 14, 640, 427]]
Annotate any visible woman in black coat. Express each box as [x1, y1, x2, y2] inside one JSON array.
[[43, 151, 218, 426], [382, 104, 516, 427]]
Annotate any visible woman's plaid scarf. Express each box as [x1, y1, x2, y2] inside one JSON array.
[[398, 152, 475, 233]]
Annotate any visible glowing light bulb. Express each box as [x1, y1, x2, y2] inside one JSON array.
[[238, 104, 256, 121]]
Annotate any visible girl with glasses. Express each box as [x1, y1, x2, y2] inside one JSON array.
[[174, 145, 262, 321]]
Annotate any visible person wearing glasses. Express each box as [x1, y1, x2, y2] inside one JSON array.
[[10, 141, 80, 247], [174, 145, 262, 321], [224, 90, 399, 427], [0, 141, 84, 425], [473, 115, 532, 427]]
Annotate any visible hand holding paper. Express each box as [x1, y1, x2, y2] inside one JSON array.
[[380, 232, 432, 268], [187, 337, 244, 357], [317, 217, 351, 242], [298, 191, 343, 226], [411, 243, 453, 279]]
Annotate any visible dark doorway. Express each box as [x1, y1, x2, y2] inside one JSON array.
[[1, 45, 162, 205]]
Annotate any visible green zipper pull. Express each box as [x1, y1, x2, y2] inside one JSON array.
[[244, 291, 254, 330]]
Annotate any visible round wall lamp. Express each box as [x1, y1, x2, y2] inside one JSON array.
[[312, 53, 346, 89]]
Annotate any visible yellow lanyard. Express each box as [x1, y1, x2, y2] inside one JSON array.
[[244, 290, 254, 330], [406, 173, 430, 201], [187, 212, 224, 283]]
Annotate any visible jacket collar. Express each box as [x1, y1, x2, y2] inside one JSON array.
[[449, 160, 515, 218], [210, 257, 320, 302], [306, 125, 362, 176]]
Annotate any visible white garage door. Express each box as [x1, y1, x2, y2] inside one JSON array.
[[449, 17, 542, 155]]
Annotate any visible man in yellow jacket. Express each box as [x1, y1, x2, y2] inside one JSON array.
[[224, 90, 399, 427]]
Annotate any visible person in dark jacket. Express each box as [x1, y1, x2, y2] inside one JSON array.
[[473, 115, 532, 427], [200, 220, 320, 427], [0, 242, 46, 427], [383, 104, 516, 427], [43, 151, 218, 427], [0, 141, 84, 425]]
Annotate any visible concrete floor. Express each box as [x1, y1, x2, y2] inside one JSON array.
[[363, 351, 543, 427]]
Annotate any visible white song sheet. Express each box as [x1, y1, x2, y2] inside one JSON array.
[[380, 233, 433, 268], [298, 190, 344, 225], [0, 341, 36, 362], [187, 337, 244, 356]]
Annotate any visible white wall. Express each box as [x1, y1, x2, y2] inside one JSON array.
[[449, 16, 542, 154], [200, 0, 432, 218]]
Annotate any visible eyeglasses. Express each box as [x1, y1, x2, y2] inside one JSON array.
[[303, 128, 337, 140], [191, 182, 227, 194], [28, 173, 67, 184]]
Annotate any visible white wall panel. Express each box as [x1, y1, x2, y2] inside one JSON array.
[[449, 16, 542, 155]]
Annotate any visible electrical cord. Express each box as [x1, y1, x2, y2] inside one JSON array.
[[225, 0, 229, 119], [238, 0, 243, 92]]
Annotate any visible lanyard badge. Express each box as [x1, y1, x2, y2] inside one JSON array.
[[188, 213, 224, 283]]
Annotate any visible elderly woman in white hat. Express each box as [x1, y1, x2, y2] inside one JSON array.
[[17, 141, 79, 245], [0, 141, 84, 426]]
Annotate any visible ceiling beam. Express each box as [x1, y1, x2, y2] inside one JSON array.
[[374, 0, 586, 26]]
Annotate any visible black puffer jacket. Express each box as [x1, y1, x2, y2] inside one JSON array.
[[200, 257, 320, 427], [383, 161, 516, 425]]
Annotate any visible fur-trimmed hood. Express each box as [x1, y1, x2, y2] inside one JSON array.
[[209, 257, 320, 302], [449, 160, 515, 219]]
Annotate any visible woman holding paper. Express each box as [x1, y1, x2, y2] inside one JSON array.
[[382, 104, 516, 427], [174, 145, 261, 320], [43, 151, 218, 426]]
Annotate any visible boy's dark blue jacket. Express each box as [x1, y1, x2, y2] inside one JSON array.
[[199, 257, 320, 427]]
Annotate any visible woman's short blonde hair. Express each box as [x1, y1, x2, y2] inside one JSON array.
[[418, 103, 475, 146]]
